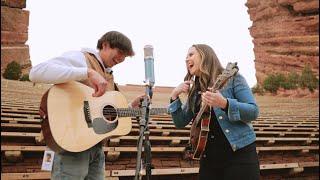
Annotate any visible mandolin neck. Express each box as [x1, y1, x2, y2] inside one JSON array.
[[194, 85, 220, 126]]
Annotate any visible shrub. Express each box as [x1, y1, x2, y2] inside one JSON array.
[[299, 64, 319, 92], [251, 84, 264, 95], [20, 74, 30, 81], [3, 61, 22, 80], [276, 73, 297, 90], [262, 64, 319, 94], [276, 73, 288, 89], [286, 71, 300, 89], [263, 74, 280, 93]]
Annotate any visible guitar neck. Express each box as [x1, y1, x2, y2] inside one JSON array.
[[116, 108, 168, 117]]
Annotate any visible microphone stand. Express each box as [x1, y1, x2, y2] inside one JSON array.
[[135, 82, 154, 180]]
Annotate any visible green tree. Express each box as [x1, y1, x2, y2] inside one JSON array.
[[286, 71, 300, 89], [251, 84, 264, 95], [19, 74, 30, 81], [3, 61, 22, 80], [263, 74, 280, 93], [299, 64, 319, 92], [276, 73, 287, 89]]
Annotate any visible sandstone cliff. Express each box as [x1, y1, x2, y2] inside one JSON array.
[[1, 0, 31, 76], [246, 0, 319, 85]]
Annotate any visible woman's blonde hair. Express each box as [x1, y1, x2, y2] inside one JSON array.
[[184, 44, 224, 112]]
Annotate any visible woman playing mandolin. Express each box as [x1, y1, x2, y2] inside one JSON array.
[[168, 44, 260, 180]]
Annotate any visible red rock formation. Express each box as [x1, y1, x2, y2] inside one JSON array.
[[1, 0, 31, 76], [246, 0, 319, 85]]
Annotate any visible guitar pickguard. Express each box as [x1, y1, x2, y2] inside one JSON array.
[[92, 117, 118, 134]]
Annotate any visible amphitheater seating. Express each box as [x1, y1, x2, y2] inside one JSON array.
[[1, 79, 319, 179]]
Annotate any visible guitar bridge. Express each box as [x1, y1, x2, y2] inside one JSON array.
[[83, 101, 92, 127]]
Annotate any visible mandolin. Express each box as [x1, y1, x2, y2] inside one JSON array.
[[186, 62, 239, 160]]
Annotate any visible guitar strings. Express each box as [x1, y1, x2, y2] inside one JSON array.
[[101, 108, 167, 116]]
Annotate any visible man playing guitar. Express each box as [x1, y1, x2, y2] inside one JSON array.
[[30, 31, 144, 180]]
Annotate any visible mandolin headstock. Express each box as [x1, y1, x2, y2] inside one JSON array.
[[212, 62, 239, 90]]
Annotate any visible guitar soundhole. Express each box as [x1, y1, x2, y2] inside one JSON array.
[[103, 105, 117, 122]]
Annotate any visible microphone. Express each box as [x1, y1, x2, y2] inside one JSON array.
[[144, 45, 155, 87]]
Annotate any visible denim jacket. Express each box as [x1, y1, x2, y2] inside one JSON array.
[[167, 73, 259, 151]]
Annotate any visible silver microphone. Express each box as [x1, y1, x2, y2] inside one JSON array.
[[144, 45, 155, 86]]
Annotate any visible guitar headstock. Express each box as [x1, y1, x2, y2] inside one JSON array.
[[213, 62, 239, 90]]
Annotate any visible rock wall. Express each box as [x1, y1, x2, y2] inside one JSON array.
[[246, 0, 319, 85], [1, 0, 31, 76]]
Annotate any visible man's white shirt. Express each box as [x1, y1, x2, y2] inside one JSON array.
[[29, 48, 112, 84]]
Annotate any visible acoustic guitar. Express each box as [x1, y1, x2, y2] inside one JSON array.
[[186, 62, 239, 160], [39, 81, 168, 153]]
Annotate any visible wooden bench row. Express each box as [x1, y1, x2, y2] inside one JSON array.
[[1, 162, 319, 180], [151, 115, 319, 121], [2, 105, 318, 120], [2, 123, 318, 137], [2, 114, 319, 129], [3, 145, 318, 163], [2, 132, 318, 146], [1, 121, 319, 134], [1, 103, 40, 109], [1, 119, 319, 133], [2, 106, 318, 120], [2, 145, 318, 154]]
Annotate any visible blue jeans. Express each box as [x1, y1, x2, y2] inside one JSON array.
[[51, 143, 105, 180]]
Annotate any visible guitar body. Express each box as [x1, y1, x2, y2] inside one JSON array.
[[40, 81, 131, 153], [190, 115, 210, 160]]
